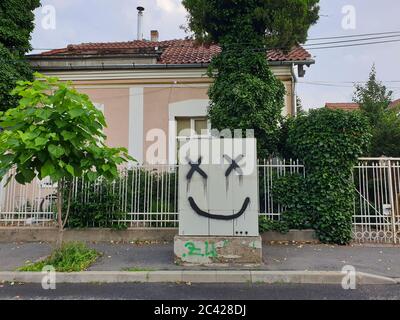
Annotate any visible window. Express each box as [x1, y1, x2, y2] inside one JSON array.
[[176, 117, 209, 138], [94, 103, 105, 114], [176, 117, 210, 160]]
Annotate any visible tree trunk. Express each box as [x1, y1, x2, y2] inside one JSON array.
[[56, 181, 64, 248]]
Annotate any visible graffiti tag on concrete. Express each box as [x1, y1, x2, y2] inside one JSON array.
[[182, 241, 217, 258]]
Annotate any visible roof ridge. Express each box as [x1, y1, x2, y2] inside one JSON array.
[[36, 40, 314, 65]]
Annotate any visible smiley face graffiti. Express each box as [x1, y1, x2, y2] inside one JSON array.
[[186, 155, 251, 221]]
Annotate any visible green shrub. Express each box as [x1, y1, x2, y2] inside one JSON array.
[[272, 174, 313, 230], [259, 216, 289, 234], [283, 109, 371, 244], [18, 242, 99, 272], [64, 168, 177, 229], [63, 177, 127, 229]]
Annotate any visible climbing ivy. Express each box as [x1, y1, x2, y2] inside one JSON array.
[[182, 0, 320, 158], [277, 109, 372, 244], [272, 173, 312, 230]]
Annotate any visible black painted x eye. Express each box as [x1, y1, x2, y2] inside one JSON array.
[[224, 154, 244, 177], [186, 156, 208, 180]]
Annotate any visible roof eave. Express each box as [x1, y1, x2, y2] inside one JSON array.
[[29, 58, 315, 72], [27, 53, 162, 60], [30, 63, 211, 72]]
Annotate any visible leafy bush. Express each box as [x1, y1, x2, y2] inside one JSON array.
[[64, 178, 126, 230], [64, 168, 178, 229], [259, 216, 289, 234], [272, 173, 313, 230], [283, 109, 371, 244], [18, 242, 99, 272]]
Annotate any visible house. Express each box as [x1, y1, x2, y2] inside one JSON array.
[[389, 99, 400, 109], [326, 100, 400, 112], [325, 103, 360, 111], [27, 31, 314, 164]]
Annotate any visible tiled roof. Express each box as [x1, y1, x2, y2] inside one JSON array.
[[325, 103, 360, 111], [389, 99, 400, 109], [39, 39, 312, 65]]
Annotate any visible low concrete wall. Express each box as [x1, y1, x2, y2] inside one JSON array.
[[0, 228, 178, 243], [0, 228, 318, 243], [262, 229, 319, 243]]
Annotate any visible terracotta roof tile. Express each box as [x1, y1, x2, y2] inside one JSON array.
[[389, 99, 400, 109], [325, 103, 360, 111], [39, 39, 312, 65]]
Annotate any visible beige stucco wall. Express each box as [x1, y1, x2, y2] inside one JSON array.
[[44, 66, 295, 163], [143, 86, 209, 162], [78, 88, 130, 150]]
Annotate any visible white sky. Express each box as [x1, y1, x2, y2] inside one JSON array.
[[31, 0, 400, 110]]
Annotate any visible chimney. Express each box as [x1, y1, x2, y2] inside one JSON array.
[[137, 6, 145, 40], [151, 30, 159, 42]]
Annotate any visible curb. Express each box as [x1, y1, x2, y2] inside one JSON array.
[[0, 271, 397, 285]]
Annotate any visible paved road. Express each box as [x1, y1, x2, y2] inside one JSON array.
[[0, 283, 399, 300], [1, 242, 399, 277]]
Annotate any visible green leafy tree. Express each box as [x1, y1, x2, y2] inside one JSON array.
[[286, 109, 371, 244], [296, 96, 305, 115], [207, 49, 286, 157], [182, 0, 320, 48], [353, 65, 393, 126], [0, 0, 40, 112], [182, 0, 320, 158], [353, 65, 400, 156], [369, 109, 400, 157], [0, 74, 133, 245]]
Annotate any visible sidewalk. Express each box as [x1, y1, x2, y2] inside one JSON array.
[[0, 241, 399, 278]]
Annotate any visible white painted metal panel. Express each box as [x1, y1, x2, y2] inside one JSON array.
[[178, 139, 209, 236], [178, 138, 259, 237], [232, 139, 259, 237], [208, 163, 234, 236]]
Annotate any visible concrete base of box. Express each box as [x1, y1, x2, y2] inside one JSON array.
[[174, 236, 262, 265]]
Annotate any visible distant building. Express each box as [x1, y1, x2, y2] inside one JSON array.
[[325, 103, 360, 111], [389, 99, 400, 109], [326, 100, 400, 112]]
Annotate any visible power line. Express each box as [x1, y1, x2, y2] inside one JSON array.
[[298, 81, 400, 89], [306, 30, 400, 41], [303, 38, 400, 50], [305, 34, 400, 47], [298, 81, 353, 88], [299, 80, 400, 84], [29, 30, 400, 53]]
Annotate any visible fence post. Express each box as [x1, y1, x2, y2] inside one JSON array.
[[0, 175, 5, 212], [387, 159, 397, 244]]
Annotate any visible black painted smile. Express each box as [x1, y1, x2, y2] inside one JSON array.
[[188, 197, 250, 221]]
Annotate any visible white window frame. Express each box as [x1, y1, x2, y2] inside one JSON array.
[[168, 99, 210, 164], [94, 103, 105, 114], [176, 117, 211, 139]]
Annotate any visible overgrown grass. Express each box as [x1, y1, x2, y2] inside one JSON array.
[[18, 242, 100, 272]]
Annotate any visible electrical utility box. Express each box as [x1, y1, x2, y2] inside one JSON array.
[[178, 138, 259, 237]]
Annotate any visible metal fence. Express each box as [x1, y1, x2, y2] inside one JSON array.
[[353, 158, 400, 244], [0, 168, 56, 227], [2, 158, 400, 244], [0, 165, 179, 229], [0, 161, 303, 229], [258, 159, 305, 220]]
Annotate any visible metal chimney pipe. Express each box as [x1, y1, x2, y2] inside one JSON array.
[[137, 6, 145, 40]]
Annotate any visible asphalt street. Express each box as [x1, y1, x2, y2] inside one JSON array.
[[2, 242, 400, 277], [0, 283, 399, 300]]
